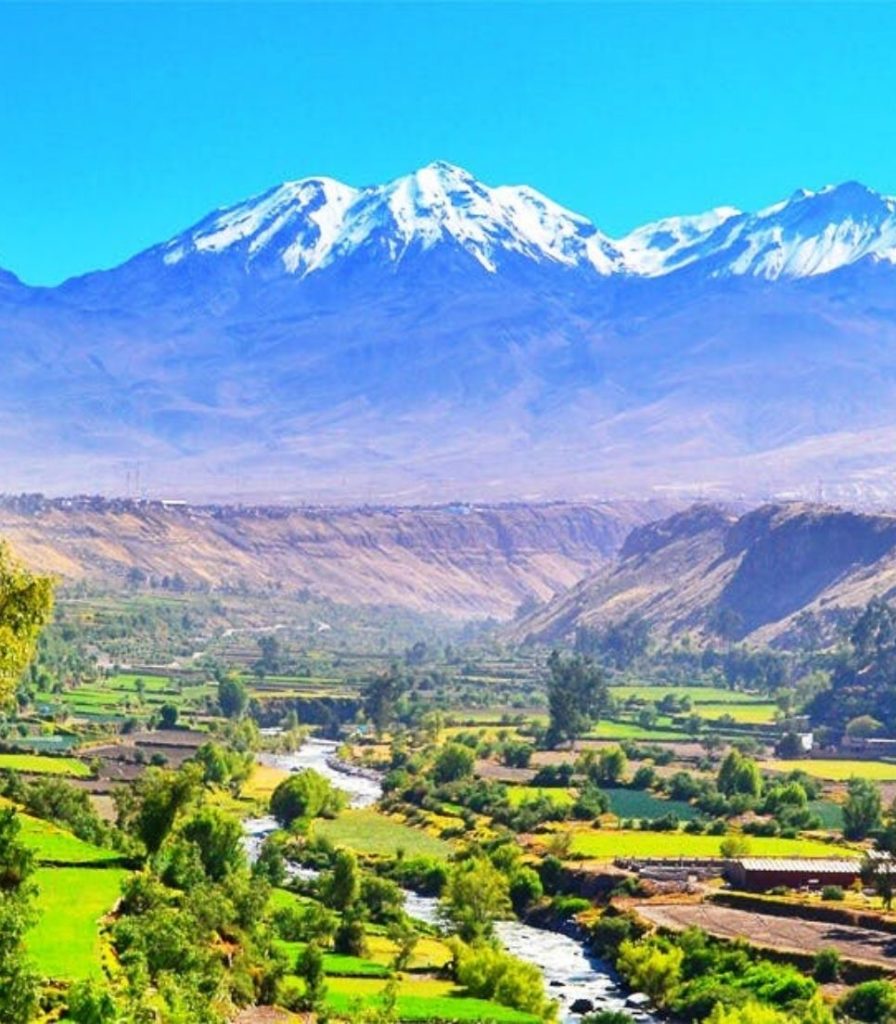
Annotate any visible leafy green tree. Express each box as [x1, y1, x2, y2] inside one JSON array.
[[363, 666, 407, 737], [433, 743, 475, 783], [441, 855, 511, 942], [218, 675, 248, 718], [180, 807, 246, 881], [0, 808, 38, 1023], [65, 980, 121, 1023], [159, 702, 179, 729], [117, 765, 200, 855], [837, 979, 896, 1023], [326, 848, 360, 912], [616, 937, 683, 1008], [596, 746, 628, 784], [843, 776, 883, 840], [270, 768, 343, 827], [545, 651, 607, 748], [0, 543, 54, 707], [296, 941, 327, 1014]]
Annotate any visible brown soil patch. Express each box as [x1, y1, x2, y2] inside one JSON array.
[[637, 901, 896, 971]]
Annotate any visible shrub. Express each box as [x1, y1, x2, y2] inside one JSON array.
[[813, 947, 841, 982], [821, 885, 844, 901], [837, 980, 896, 1023]]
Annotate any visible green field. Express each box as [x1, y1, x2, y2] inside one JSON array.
[[587, 719, 690, 741], [604, 787, 699, 821], [764, 758, 896, 781], [610, 684, 770, 705], [506, 786, 576, 809], [29, 866, 128, 979], [569, 828, 855, 860], [313, 809, 451, 859], [320, 976, 539, 1022], [276, 940, 390, 977], [689, 702, 778, 724], [2, 802, 122, 864], [0, 753, 91, 777]]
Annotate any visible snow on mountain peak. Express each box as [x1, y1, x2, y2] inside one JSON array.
[[157, 166, 896, 283], [618, 182, 896, 280], [160, 162, 624, 278]]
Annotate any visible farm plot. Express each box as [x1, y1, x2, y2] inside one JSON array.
[[637, 902, 896, 971], [764, 759, 896, 781], [0, 753, 90, 777], [29, 866, 129, 979], [313, 809, 451, 859], [568, 829, 854, 860], [320, 977, 540, 1022], [604, 787, 699, 821]]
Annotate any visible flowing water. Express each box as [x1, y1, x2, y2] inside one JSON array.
[[245, 738, 658, 1022]]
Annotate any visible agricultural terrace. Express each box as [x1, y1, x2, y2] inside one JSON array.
[[763, 758, 896, 781], [29, 866, 129, 979], [567, 828, 857, 860], [0, 753, 91, 777]]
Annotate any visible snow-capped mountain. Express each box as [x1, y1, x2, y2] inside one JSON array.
[[617, 181, 896, 280], [146, 164, 896, 284], [156, 161, 625, 278], [4, 162, 896, 504]]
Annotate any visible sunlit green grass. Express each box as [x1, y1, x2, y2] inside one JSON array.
[[313, 809, 451, 859], [0, 753, 90, 777], [764, 758, 896, 781], [29, 866, 128, 979], [569, 828, 855, 860]]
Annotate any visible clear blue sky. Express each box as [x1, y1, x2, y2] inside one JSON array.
[[2, 2, 895, 285]]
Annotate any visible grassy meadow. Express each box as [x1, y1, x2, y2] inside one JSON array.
[[29, 866, 128, 979]]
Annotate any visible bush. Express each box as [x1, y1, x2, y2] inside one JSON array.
[[821, 885, 844, 901], [837, 980, 896, 1023], [813, 947, 841, 982], [270, 768, 344, 827]]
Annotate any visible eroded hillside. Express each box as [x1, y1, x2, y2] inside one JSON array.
[[516, 502, 896, 647], [0, 497, 666, 619]]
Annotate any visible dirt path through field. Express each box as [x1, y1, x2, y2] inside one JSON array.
[[637, 902, 896, 970]]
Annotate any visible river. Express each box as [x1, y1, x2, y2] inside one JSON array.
[[245, 738, 658, 1023]]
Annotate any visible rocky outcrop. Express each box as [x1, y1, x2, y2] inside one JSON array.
[[516, 501, 896, 647]]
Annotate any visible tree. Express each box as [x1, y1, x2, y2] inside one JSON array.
[[218, 675, 248, 719], [616, 937, 683, 1008], [0, 543, 54, 707], [843, 777, 883, 840], [296, 941, 327, 1014], [180, 807, 245, 881], [159, 702, 179, 730], [363, 666, 407, 737], [545, 651, 607, 748], [441, 855, 511, 941], [270, 768, 343, 827], [0, 808, 38, 1022], [719, 835, 751, 858], [117, 765, 200, 855], [846, 714, 886, 740], [595, 746, 628, 784], [326, 849, 360, 912], [433, 743, 475, 783]]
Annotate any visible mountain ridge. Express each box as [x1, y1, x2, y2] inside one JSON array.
[[515, 501, 896, 648], [3, 162, 896, 502]]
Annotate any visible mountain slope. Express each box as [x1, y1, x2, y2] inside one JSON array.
[[515, 503, 896, 647], [3, 164, 896, 502], [0, 497, 664, 618]]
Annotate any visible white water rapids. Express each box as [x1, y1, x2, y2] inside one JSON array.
[[244, 738, 659, 1022]]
